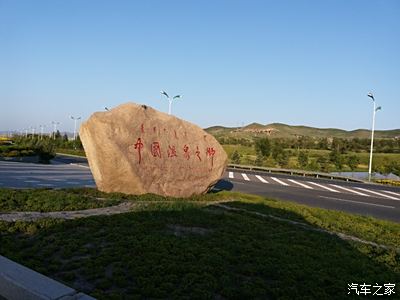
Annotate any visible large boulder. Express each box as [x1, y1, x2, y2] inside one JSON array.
[[79, 102, 228, 197]]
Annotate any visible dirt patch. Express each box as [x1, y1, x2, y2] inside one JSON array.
[[166, 224, 213, 237]]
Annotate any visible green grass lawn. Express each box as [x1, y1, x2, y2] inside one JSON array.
[[56, 148, 86, 157], [0, 189, 399, 299]]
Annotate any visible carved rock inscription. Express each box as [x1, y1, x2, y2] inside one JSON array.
[[79, 102, 228, 197]]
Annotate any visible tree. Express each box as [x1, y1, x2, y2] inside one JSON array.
[[255, 138, 271, 157], [329, 148, 343, 171], [297, 151, 309, 169], [347, 155, 359, 173], [55, 130, 61, 140], [231, 150, 241, 164], [317, 155, 331, 173], [255, 154, 264, 166], [276, 151, 289, 168], [271, 143, 283, 160], [307, 159, 319, 172]]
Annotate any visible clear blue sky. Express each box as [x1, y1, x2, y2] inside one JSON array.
[[1, 0, 399, 133]]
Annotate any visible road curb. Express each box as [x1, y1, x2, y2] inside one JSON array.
[[0, 255, 95, 300]]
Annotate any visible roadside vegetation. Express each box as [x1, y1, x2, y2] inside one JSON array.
[[1, 133, 84, 162], [0, 189, 399, 299], [222, 136, 400, 178], [0, 188, 121, 212], [5, 130, 400, 178]]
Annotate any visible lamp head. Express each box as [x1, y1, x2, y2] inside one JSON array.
[[367, 92, 374, 101], [160, 90, 169, 98]]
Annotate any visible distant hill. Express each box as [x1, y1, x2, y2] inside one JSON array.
[[205, 123, 400, 139]]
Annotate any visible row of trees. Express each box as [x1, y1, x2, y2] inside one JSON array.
[[229, 137, 400, 176], [217, 135, 400, 153], [13, 131, 83, 150]]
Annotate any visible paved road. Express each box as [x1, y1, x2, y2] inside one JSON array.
[[1, 155, 399, 222], [0, 160, 95, 189], [215, 170, 400, 223]]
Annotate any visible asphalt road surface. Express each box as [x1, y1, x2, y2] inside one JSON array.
[[1, 155, 399, 222]]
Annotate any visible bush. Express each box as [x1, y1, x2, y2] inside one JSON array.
[[230, 150, 241, 164]]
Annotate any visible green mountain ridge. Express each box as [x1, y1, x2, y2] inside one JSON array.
[[205, 123, 400, 139]]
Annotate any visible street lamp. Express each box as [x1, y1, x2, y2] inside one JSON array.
[[30, 126, 36, 139], [70, 116, 81, 141], [367, 92, 382, 181], [160, 90, 182, 115], [51, 121, 60, 139], [39, 125, 46, 140]]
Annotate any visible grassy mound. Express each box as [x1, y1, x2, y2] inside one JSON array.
[[0, 190, 399, 299]]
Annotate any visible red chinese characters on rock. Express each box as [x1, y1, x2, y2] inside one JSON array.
[[167, 145, 177, 158], [206, 147, 216, 167], [134, 138, 144, 164], [195, 146, 202, 161], [183, 145, 190, 160], [151, 142, 162, 158], [133, 125, 219, 167]]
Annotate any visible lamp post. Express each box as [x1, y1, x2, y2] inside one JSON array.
[[367, 92, 382, 181], [160, 90, 182, 115], [39, 125, 46, 140], [51, 121, 60, 139], [70, 116, 81, 141], [30, 126, 35, 139]]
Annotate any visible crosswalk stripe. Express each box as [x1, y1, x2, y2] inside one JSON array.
[[287, 179, 313, 189], [255, 175, 268, 183], [381, 190, 400, 197], [330, 184, 370, 196], [241, 173, 250, 181], [228, 172, 234, 179], [270, 177, 289, 186], [307, 181, 339, 193], [354, 187, 400, 200]]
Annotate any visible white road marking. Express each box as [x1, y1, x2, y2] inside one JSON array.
[[229, 172, 234, 179], [270, 177, 289, 186], [354, 187, 400, 201], [255, 175, 268, 183], [380, 190, 400, 197], [70, 163, 90, 169], [319, 196, 395, 209], [67, 181, 80, 184], [241, 173, 250, 181], [330, 184, 370, 196], [287, 179, 313, 189], [37, 183, 54, 187], [24, 180, 40, 183], [307, 181, 339, 192]]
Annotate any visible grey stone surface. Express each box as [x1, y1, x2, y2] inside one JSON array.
[[0, 255, 76, 300], [0, 256, 96, 300]]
